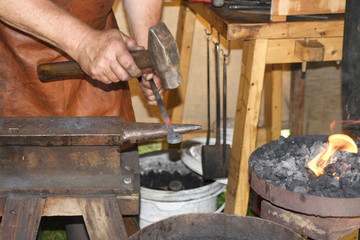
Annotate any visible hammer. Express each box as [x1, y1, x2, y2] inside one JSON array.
[[37, 22, 184, 143], [37, 22, 182, 90]]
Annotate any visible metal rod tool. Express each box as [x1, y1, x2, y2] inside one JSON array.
[[205, 27, 213, 146], [201, 39, 231, 180], [149, 79, 183, 144]]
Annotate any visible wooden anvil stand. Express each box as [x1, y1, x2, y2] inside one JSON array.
[[0, 117, 199, 239], [0, 117, 139, 239]]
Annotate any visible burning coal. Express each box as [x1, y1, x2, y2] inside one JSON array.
[[250, 135, 360, 198], [307, 134, 358, 177]]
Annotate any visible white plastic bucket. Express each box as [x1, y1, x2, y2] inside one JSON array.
[[139, 150, 226, 228]]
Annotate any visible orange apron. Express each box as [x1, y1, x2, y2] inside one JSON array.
[[0, 0, 135, 122]]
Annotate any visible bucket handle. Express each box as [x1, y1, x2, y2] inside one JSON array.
[[215, 203, 225, 213]]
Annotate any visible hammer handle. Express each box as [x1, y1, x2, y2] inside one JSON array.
[[37, 50, 152, 82]]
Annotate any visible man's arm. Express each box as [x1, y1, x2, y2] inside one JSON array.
[[123, 0, 164, 105], [122, 0, 163, 48], [0, 0, 142, 84]]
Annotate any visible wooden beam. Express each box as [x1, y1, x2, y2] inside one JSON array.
[[228, 20, 344, 40], [0, 196, 45, 240], [166, 2, 196, 123], [266, 37, 343, 64], [271, 0, 345, 22], [225, 39, 268, 216], [264, 64, 283, 141], [78, 197, 128, 240], [290, 64, 305, 136]]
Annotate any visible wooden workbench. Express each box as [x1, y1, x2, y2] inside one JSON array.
[[174, 2, 344, 216]]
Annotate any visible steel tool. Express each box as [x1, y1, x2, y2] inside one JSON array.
[[37, 22, 182, 90], [201, 40, 231, 180], [149, 79, 183, 144], [205, 28, 212, 145]]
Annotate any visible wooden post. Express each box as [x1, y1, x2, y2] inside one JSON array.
[[290, 64, 305, 136], [264, 64, 283, 141], [166, 2, 196, 123], [0, 196, 45, 240], [78, 197, 128, 240], [342, 0, 360, 137], [225, 39, 268, 216]]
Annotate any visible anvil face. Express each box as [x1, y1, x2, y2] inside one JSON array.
[[0, 116, 201, 146]]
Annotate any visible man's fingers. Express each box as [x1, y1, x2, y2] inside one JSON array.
[[122, 34, 144, 51], [116, 52, 142, 79], [110, 63, 131, 82], [138, 77, 167, 105]]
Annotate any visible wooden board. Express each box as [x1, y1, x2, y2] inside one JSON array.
[[271, 0, 346, 22], [167, 3, 196, 123], [79, 197, 128, 240], [0, 196, 45, 240], [266, 37, 343, 64], [225, 39, 268, 216], [186, 2, 344, 40]]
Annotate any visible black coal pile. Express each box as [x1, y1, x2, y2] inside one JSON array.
[[141, 170, 213, 191], [140, 150, 214, 191], [250, 135, 360, 198]]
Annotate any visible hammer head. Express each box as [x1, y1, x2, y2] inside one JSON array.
[[148, 22, 182, 90]]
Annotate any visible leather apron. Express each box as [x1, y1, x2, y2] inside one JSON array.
[[0, 0, 135, 122]]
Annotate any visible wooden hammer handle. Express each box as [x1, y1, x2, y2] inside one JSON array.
[[37, 50, 152, 82]]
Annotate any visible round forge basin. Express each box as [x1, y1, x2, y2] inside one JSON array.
[[250, 135, 360, 217], [129, 213, 303, 240]]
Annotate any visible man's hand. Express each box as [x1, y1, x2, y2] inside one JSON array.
[[138, 73, 165, 105], [74, 29, 143, 84]]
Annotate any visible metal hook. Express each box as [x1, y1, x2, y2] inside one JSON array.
[[221, 40, 232, 60], [205, 26, 213, 38]]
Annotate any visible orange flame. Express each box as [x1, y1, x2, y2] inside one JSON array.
[[307, 134, 358, 177]]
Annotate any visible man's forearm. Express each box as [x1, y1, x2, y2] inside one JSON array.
[[0, 0, 92, 59], [122, 0, 163, 48]]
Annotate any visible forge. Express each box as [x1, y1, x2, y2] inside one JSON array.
[[249, 135, 360, 240]]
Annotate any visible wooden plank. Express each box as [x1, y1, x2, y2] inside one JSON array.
[[185, 2, 343, 40], [43, 197, 81, 216], [264, 64, 282, 142], [123, 217, 140, 237], [167, 2, 196, 123], [256, 127, 268, 148], [0, 196, 45, 240], [271, 0, 345, 22], [40, 195, 139, 217], [266, 37, 343, 64], [78, 197, 127, 240], [185, 3, 229, 40], [228, 20, 344, 40], [290, 64, 305, 136], [225, 39, 268, 216]]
